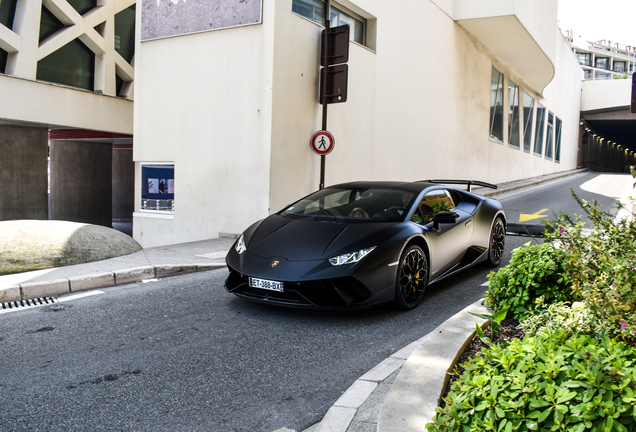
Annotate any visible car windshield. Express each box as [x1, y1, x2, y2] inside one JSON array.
[[279, 187, 415, 222]]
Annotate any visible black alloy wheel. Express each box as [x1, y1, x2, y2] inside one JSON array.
[[394, 245, 428, 310], [486, 218, 505, 267]]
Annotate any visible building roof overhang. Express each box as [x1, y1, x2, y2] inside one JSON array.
[[453, 0, 556, 95]]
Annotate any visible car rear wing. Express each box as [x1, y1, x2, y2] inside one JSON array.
[[419, 179, 498, 192]]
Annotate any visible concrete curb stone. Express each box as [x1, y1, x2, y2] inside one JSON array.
[[114, 266, 156, 285], [69, 272, 115, 292], [377, 300, 489, 432], [20, 278, 70, 299], [0, 285, 21, 303], [0, 264, 229, 304], [196, 263, 228, 272], [155, 264, 198, 278]]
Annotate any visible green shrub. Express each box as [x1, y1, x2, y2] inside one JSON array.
[[545, 191, 636, 344], [484, 242, 574, 321], [519, 301, 604, 339], [427, 331, 636, 432]]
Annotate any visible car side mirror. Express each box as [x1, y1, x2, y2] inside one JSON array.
[[433, 211, 460, 232]]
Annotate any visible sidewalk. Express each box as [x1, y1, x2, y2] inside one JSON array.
[[3, 168, 622, 432], [0, 237, 235, 303]]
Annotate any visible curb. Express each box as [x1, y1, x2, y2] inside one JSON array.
[[0, 263, 228, 304], [306, 300, 490, 432], [378, 300, 489, 432], [476, 168, 588, 198]]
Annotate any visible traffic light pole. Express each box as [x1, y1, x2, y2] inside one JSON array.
[[320, 0, 330, 190]]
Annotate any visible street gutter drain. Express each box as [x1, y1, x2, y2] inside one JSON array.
[[1, 297, 58, 313]]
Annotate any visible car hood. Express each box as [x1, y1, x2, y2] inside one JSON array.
[[246, 215, 395, 261]]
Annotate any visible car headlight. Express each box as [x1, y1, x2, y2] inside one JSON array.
[[235, 234, 247, 254], [329, 247, 376, 266]]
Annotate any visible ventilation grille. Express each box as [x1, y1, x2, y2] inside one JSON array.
[[1, 297, 58, 314]]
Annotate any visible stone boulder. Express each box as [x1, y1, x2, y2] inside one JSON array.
[[0, 220, 142, 275]]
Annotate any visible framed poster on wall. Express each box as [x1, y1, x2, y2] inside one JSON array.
[[141, 164, 174, 211]]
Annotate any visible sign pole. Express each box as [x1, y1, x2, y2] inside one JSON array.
[[320, 0, 331, 190]]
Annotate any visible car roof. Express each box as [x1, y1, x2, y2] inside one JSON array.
[[328, 180, 439, 193]]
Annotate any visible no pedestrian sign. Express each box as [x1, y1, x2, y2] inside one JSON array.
[[310, 131, 335, 156]]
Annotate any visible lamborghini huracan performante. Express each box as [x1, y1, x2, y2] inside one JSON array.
[[224, 180, 506, 310]]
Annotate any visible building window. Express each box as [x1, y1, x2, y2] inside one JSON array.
[[614, 61, 626, 73], [115, 5, 136, 63], [292, 0, 365, 45], [39, 4, 65, 42], [595, 57, 609, 70], [555, 117, 562, 163], [489, 67, 504, 142], [67, 0, 97, 16], [522, 92, 534, 152], [37, 39, 95, 91], [508, 80, 520, 148], [141, 164, 175, 213], [0, 0, 16, 74], [577, 52, 591, 67], [545, 112, 554, 160], [533, 103, 546, 156]]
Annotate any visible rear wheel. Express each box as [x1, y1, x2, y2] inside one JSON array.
[[394, 245, 428, 310], [486, 218, 505, 267]]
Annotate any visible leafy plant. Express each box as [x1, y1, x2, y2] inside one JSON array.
[[519, 301, 604, 339], [427, 330, 636, 432], [471, 306, 510, 340], [545, 190, 636, 344], [484, 242, 574, 321]]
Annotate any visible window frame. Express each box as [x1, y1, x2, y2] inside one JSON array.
[[291, 0, 366, 46], [489, 66, 505, 143], [545, 111, 554, 160], [555, 117, 563, 163], [140, 163, 175, 214], [508, 79, 520, 148], [533, 103, 546, 157], [522, 91, 534, 153]]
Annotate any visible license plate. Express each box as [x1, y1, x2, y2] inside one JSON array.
[[249, 277, 284, 292]]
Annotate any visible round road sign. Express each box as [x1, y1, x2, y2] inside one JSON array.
[[310, 131, 335, 156]]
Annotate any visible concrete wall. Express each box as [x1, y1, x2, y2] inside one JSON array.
[[112, 148, 134, 222], [268, 0, 583, 211], [0, 125, 48, 220], [581, 79, 633, 112], [132, 0, 275, 247], [0, 75, 134, 134], [49, 141, 113, 227], [134, 0, 584, 247]]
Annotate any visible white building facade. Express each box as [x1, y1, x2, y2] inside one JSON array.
[[133, 0, 584, 247]]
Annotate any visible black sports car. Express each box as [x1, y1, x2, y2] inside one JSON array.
[[225, 180, 506, 310]]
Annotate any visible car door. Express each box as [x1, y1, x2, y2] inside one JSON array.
[[411, 189, 474, 279]]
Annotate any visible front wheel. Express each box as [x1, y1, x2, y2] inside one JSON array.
[[394, 245, 428, 310], [486, 218, 505, 267]]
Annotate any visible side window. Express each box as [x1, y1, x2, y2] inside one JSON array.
[[489, 67, 504, 142], [411, 190, 456, 224]]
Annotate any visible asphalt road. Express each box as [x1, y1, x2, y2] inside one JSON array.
[[499, 171, 631, 232], [0, 172, 628, 432]]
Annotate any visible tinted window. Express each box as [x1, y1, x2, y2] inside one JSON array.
[[411, 190, 456, 224], [280, 187, 414, 221]]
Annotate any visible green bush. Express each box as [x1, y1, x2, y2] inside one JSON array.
[[545, 192, 636, 344], [427, 331, 636, 432], [519, 301, 604, 339], [483, 242, 574, 321]]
